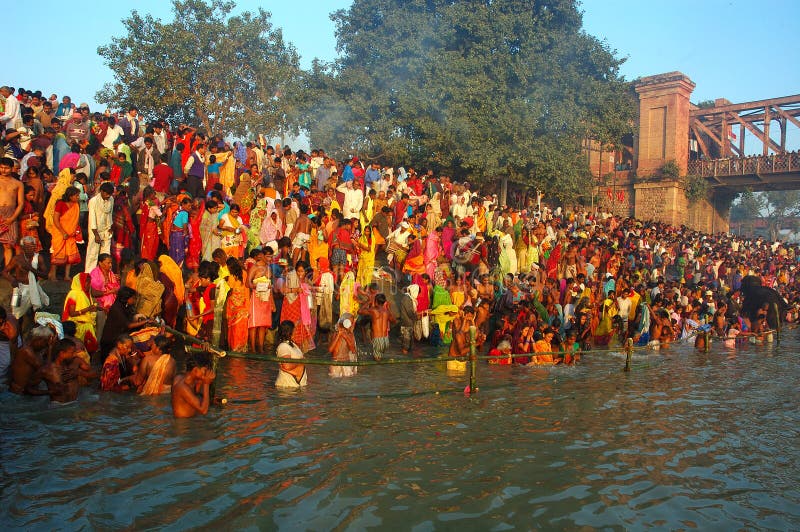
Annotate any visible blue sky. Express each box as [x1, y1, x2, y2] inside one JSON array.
[[9, 0, 799, 147]]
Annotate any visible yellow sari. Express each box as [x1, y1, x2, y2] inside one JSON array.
[[308, 225, 329, 269], [356, 233, 376, 287], [62, 273, 97, 351]]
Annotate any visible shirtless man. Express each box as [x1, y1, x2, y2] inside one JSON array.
[[449, 306, 476, 360], [40, 339, 95, 404], [3, 236, 49, 333], [0, 157, 25, 266], [476, 274, 494, 303], [9, 326, 55, 395], [561, 242, 578, 280], [172, 351, 215, 418], [288, 203, 312, 265], [137, 335, 176, 395], [0, 306, 19, 388], [358, 293, 396, 360]]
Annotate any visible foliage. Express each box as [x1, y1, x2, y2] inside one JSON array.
[[96, 0, 302, 137], [303, 0, 635, 203], [730, 188, 800, 240], [683, 174, 709, 204], [694, 99, 716, 109], [660, 160, 680, 180]]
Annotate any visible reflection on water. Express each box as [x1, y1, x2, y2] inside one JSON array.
[[2, 336, 799, 530]]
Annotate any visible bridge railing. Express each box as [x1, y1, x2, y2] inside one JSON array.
[[688, 152, 800, 178]]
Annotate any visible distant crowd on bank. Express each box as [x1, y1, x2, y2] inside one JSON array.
[[1, 85, 799, 417]]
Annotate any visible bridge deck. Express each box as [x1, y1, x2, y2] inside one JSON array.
[[688, 152, 800, 191]]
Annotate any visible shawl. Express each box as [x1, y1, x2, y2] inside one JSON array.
[[44, 168, 74, 235], [135, 263, 164, 317], [158, 255, 185, 305]]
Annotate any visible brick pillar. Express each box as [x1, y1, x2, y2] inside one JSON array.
[[634, 72, 695, 177]]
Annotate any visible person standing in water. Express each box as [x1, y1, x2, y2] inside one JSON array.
[[276, 320, 307, 388], [172, 352, 216, 418], [358, 293, 396, 360]]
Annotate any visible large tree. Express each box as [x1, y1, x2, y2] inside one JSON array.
[[97, 0, 302, 137], [305, 0, 634, 202]]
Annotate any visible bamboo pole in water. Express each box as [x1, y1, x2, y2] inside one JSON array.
[[624, 338, 633, 372], [469, 325, 477, 394], [774, 303, 781, 344]]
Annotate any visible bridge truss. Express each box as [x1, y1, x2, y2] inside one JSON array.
[[689, 95, 800, 160]]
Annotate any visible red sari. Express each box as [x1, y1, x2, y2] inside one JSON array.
[[113, 196, 135, 263], [140, 199, 163, 261], [185, 204, 204, 271]]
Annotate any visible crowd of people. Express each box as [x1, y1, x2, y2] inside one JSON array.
[[1, 86, 799, 418]]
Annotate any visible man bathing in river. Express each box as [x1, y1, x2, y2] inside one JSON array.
[[447, 306, 475, 371], [40, 339, 95, 404], [9, 326, 54, 395], [358, 293, 396, 360], [172, 351, 215, 418]]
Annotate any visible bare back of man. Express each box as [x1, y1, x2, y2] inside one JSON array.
[[41, 352, 92, 403], [9, 344, 48, 395]]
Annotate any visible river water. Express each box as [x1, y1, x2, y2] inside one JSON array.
[[2, 334, 799, 530]]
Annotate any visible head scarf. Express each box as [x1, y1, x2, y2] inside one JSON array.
[[158, 254, 185, 305], [63, 273, 95, 325], [44, 168, 75, 234]]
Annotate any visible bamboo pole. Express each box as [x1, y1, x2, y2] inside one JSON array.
[[774, 303, 781, 344], [624, 338, 633, 372], [468, 325, 477, 394]]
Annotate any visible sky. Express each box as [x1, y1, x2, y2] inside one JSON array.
[[8, 0, 800, 148]]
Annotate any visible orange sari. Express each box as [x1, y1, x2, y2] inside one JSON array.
[[226, 276, 250, 351], [50, 200, 81, 265]]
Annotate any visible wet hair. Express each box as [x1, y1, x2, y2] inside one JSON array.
[[30, 325, 55, 341], [375, 293, 387, 305], [152, 335, 171, 352], [278, 320, 296, 344], [116, 334, 133, 346], [55, 338, 76, 356], [117, 286, 137, 303], [186, 351, 212, 371]]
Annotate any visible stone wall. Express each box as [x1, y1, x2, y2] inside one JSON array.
[[633, 180, 687, 226], [686, 196, 731, 233]]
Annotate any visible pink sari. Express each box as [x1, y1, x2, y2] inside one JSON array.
[[424, 231, 440, 279]]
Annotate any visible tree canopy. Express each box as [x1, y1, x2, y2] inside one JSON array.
[[96, 0, 302, 138], [304, 0, 635, 202]]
